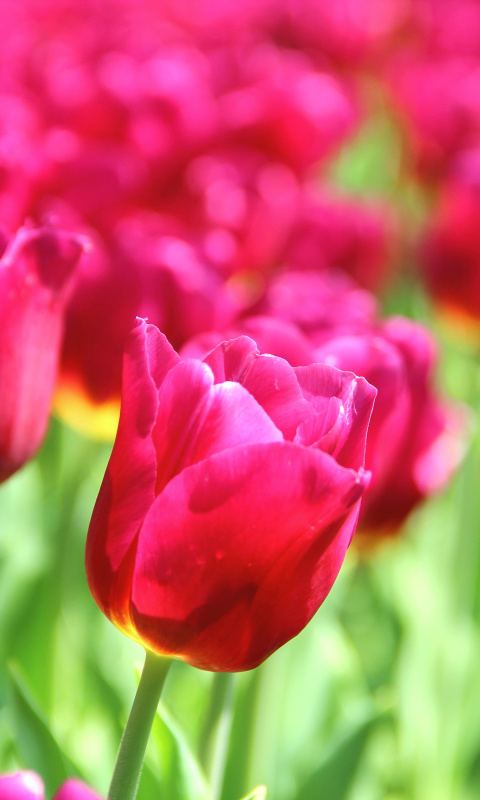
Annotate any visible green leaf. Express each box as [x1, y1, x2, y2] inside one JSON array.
[[295, 713, 378, 800], [8, 665, 79, 796], [150, 700, 211, 800]]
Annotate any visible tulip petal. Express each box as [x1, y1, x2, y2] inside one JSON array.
[[0, 771, 44, 800], [0, 225, 84, 482], [53, 779, 102, 800], [128, 442, 369, 671], [152, 358, 284, 492], [204, 336, 313, 439], [86, 320, 180, 617], [294, 363, 377, 471]]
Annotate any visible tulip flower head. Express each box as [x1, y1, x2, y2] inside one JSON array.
[[87, 319, 376, 672], [315, 317, 466, 536], [0, 772, 43, 800], [0, 223, 84, 483], [0, 774, 100, 800]]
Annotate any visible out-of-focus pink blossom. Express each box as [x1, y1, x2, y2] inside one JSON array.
[[211, 43, 359, 173], [315, 317, 466, 535], [272, 0, 412, 69], [279, 190, 394, 292], [255, 270, 378, 346], [0, 773, 101, 800], [388, 55, 480, 179], [56, 227, 240, 428], [0, 223, 84, 482], [0, 772, 44, 800], [163, 156, 394, 289], [52, 779, 102, 800], [420, 179, 480, 325], [402, 0, 480, 58]]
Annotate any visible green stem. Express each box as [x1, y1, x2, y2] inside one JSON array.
[[108, 650, 172, 800]]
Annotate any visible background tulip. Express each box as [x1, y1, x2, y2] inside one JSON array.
[[86, 319, 376, 672], [315, 317, 466, 535], [53, 779, 102, 800], [0, 772, 44, 800], [0, 774, 100, 800], [0, 223, 84, 483]]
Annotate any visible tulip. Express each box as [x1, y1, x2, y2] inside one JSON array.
[[0, 223, 84, 483], [256, 269, 378, 346], [53, 779, 102, 800], [86, 319, 375, 672], [387, 54, 480, 179], [315, 316, 466, 535], [0, 772, 43, 800], [420, 179, 480, 328], [0, 773, 101, 800]]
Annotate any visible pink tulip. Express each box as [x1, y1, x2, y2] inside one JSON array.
[[86, 319, 375, 671], [52, 779, 102, 800], [256, 270, 378, 346], [0, 772, 44, 800], [315, 317, 466, 535], [420, 179, 480, 326], [387, 54, 480, 179], [0, 774, 100, 800], [0, 223, 84, 482]]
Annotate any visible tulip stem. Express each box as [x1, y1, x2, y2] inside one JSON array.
[[108, 650, 172, 800]]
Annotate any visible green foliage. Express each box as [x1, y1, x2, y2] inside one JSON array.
[[7, 667, 79, 796]]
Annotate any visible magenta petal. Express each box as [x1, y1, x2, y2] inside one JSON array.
[[53, 779, 102, 800], [294, 363, 377, 471], [204, 336, 313, 439], [152, 359, 283, 491], [0, 225, 84, 482], [0, 772, 44, 800], [314, 333, 411, 487], [236, 354, 313, 441], [130, 442, 369, 671], [86, 321, 180, 617], [237, 315, 316, 366], [203, 336, 260, 383]]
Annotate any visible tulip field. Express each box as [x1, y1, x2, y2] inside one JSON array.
[[1, 1, 480, 799]]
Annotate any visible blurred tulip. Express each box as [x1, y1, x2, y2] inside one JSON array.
[[256, 269, 378, 345], [388, 55, 480, 179], [53, 779, 102, 800], [56, 228, 240, 438], [0, 774, 100, 800], [316, 317, 466, 536], [0, 223, 84, 483], [0, 772, 44, 800], [86, 319, 375, 672], [420, 179, 480, 328]]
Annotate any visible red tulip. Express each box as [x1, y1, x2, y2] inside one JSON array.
[[0, 223, 84, 482], [86, 319, 375, 672]]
